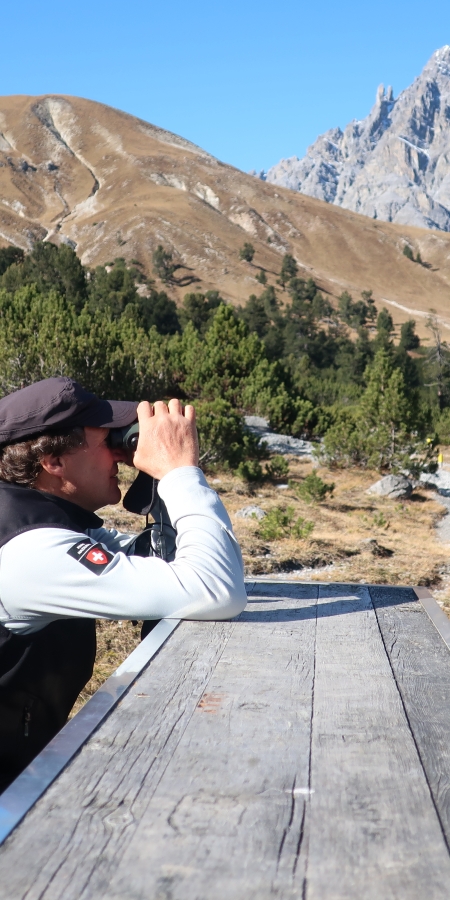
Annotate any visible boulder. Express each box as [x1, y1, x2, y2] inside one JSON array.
[[244, 416, 313, 458], [235, 506, 266, 521], [366, 474, 412, 500]]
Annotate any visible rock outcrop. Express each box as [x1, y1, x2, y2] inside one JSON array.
[[266, 47, 450, 231], [366, 475, 413, 499]]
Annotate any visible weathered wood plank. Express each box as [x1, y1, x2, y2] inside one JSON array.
[[370, 585, 450, 847], [93, 584, 319, 900], [3, 581, 450, 900], [0, 619, 236, 900], [305, 584, 450, 900]]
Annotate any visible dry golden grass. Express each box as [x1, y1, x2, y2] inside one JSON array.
[[73, 459, 450, 713], [227, 459, 448, 587]]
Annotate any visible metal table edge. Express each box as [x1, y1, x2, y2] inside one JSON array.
[[412, 585, 450, 651]]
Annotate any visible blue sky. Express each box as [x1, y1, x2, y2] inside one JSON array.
[[1, 1, 449, 173]]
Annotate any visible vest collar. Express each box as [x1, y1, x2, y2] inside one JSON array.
[[0, 481, 104, 530], [38, 491, 104, 530]]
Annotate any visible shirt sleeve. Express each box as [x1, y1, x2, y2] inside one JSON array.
[[0, 467, 247, 634]]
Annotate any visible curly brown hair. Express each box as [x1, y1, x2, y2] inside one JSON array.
[[0, 428, 86, 488]]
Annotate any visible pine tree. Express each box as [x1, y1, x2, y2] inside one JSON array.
[[403, 244, 414, 261], [239, 242, 255, 263], [399, 319, 420, 352], [152, 245, 176, 283], [0, 246, 24, 276], [361, 289, 377, 322], [179, 291, 222, 334], [425, 314, 450, 411], [356, 349, 424, 470], [277, 253, 298, 288]]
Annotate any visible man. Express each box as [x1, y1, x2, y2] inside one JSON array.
[[0, 377, 247, 790]]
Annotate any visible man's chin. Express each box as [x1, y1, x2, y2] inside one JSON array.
[[109, 485, 122, 506]]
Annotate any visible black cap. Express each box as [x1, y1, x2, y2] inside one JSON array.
[[0, 377, 138, 445]]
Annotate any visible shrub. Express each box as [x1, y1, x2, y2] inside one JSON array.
[[239, 243, 255, 263], [194, 398, 247, 469], [236, 459, 264, 482], [152, 245, 176, 282], [373, 512, 389, 529], [294, 471, 335, 503], [257, 506, 314, 541], [265, 455, 290, 481]]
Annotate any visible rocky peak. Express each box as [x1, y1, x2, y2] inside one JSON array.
[[265, 47, 450, 231]]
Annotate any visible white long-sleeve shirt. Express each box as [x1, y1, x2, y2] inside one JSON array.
[[0, 467, 247, 635]]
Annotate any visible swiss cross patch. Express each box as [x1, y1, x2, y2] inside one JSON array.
[[67, 540, 114, 575]]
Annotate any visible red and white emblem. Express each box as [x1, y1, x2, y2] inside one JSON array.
[[86, 548, 108, 565]]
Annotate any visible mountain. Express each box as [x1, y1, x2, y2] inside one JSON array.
[[2, 94, 450, 334], [266, 47, 450, 232]]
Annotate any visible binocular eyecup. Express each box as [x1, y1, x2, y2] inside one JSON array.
[[109, 422, 139, 451]]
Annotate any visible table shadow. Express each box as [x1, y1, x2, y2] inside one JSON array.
[[240, 584, 418, 622]]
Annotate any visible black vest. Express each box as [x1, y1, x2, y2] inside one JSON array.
[[0, 482, 99, 792]]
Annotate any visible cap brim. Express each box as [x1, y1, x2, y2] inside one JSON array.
[[72, 399, 138, 429]]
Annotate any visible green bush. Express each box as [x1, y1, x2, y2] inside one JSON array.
[[194, 398, 247, 468], [373, 512, 389, 529], [294, 471, 335, 503], [265, 455, 290, 481], [236, 459, 264, 482], [239, 243, 255, 263], [257, 506, 314, 541], [403, 244, 414, 261]]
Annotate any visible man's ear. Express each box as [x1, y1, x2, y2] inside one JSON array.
[[39, 453, 65, 477]]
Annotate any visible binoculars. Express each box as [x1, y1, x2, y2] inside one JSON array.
[[109, 422, 139, 451]]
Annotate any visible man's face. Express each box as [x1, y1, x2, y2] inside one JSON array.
[[59, 427, 128, 512]]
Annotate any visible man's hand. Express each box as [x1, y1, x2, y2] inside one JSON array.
[[133, 399, 199, 480]]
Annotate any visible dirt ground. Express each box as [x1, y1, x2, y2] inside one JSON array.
[[71, 458, 450, 714]]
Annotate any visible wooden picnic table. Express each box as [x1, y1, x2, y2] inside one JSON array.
[[1, 581, 450, 899]]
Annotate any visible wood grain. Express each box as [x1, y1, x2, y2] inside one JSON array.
[[304, 584, 450, 900], [370, 585, 450, 847], [2, 582, 450, 900], [95, 583, 319, 900], [0, 619, 236, 900]]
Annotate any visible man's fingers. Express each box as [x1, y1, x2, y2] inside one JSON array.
[[139, 399, 194, 419], [153, 400, 169, 416], [137, 401, 154, 421], [184, 404, 196, 422], [168, 398, 183, 416]]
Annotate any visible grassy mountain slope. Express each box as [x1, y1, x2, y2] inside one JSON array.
[[1, 94, 450, 335]]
